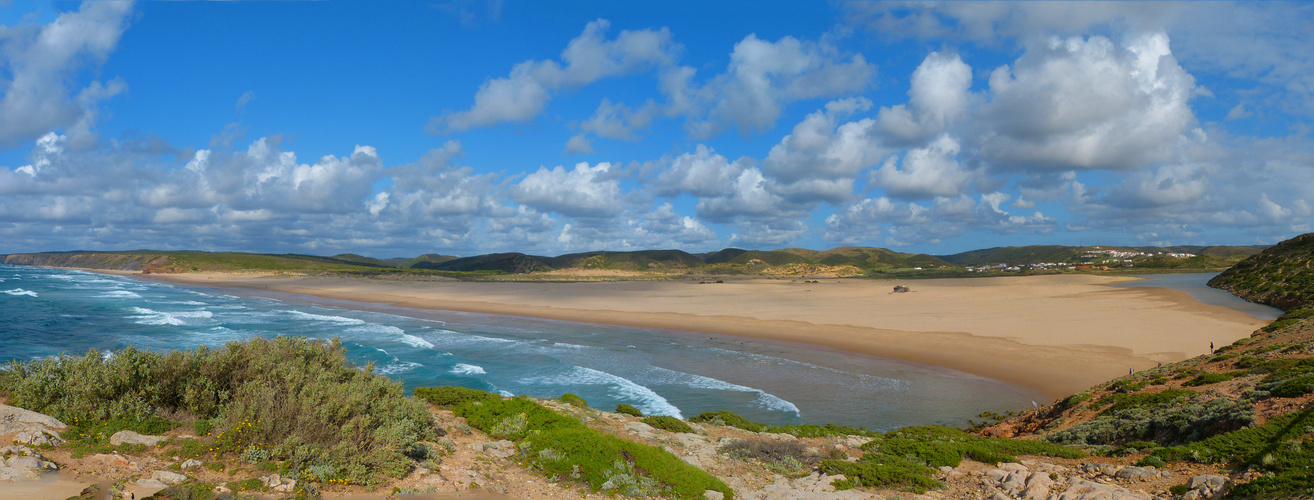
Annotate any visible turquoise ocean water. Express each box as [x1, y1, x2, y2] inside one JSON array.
[[0, 264, 1054, 430]]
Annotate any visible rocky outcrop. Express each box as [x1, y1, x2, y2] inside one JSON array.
[[0, 445, 60, 481], [0, 404, 68, 448], [109, 429, 168, 446]]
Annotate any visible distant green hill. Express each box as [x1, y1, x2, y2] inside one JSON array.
[[414, 252, 553, 274], [547, 250, 705, 271], [785, 246, 952, 270], [939, 244, 1264, 269], [1209, 233, 1314, 310]]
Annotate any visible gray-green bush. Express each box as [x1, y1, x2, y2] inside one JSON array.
[[0, 336, 436, 485]]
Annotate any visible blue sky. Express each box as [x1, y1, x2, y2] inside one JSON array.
[[0, 1, 1311, 257]]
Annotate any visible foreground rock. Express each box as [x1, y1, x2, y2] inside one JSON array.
[[109, 430, 168, 447], [0, 445, 60, 481], [0, 404, 68, 447]]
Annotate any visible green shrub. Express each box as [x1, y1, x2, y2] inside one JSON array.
[[1136, 455, 1166, 468], [615, 404, 643, 417], [0, 337, 437, 486], [412, 386, 500, 407], [559, 393, 588, 408], [1183, 373, 1233, 387], [643, 416, 694, 434], [191, 419, 213, 437], [1268, 374, 1314, 398], [1169, 484, 1189, 495], [821, 455, 941, 493]]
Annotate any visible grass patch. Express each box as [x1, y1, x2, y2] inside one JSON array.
[[0, 337, 437, 486], [642, 416, 694, 434], [418, 387, 733, 499], [821, 425, 1083, 493], [688, 410, 878, 437]]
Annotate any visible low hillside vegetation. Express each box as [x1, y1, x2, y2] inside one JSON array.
[[415, 387, 733, 499], [0, 337, 436, 485]]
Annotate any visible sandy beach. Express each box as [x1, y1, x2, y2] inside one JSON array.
[[130, 272, 1266, 400]]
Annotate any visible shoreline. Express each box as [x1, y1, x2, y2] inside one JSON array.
[[93, 270, 1271, 401]]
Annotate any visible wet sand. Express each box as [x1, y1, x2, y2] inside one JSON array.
[[129, 272, 1266, 400]]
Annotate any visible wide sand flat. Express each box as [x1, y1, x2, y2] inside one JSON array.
[[136, 273, 1267, 400]]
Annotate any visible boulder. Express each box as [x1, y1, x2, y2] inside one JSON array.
[[1114, 466, 1157, 482], [152, 470, 188, 485], [180, 458, 203, 469], [136, 478, 168, 489], [109, 430, 167, 446], [14, 429, 63, 446], [0, 404, 68, 435]]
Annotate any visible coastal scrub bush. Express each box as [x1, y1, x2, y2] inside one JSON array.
[[559, 393, 588, 408], [445, 392, 732, 499], [0, 337, 438, 486], [1047, 397, 1254, 446], [1098, 389, 1195, 415], [719, 438, 810, 475], [1184, 373, 1233, 387], [1266, 374, 1314, 398], [642, 415, 694, 433], [615, 404, 643, 417]]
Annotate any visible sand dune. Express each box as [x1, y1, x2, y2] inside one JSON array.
[[135, 272, 1266, 400]]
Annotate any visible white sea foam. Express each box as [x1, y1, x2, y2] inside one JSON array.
[[499, 390, 515, 397], [129, 307, 211, 326], [376, 362, 422, 375], [551, 342, 588, 349], [101, 290, 142, 299], [399, 334, 435, 349], [2, 288, 38, 297], [287, 310, 365, 324], [648, 367, 800, 415], [521, 366, 682, 418], [451, 363, 486, 375], [171, 301, 208, 306]]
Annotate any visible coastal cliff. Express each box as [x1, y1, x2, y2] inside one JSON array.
[[3, 252, 164, 271]]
